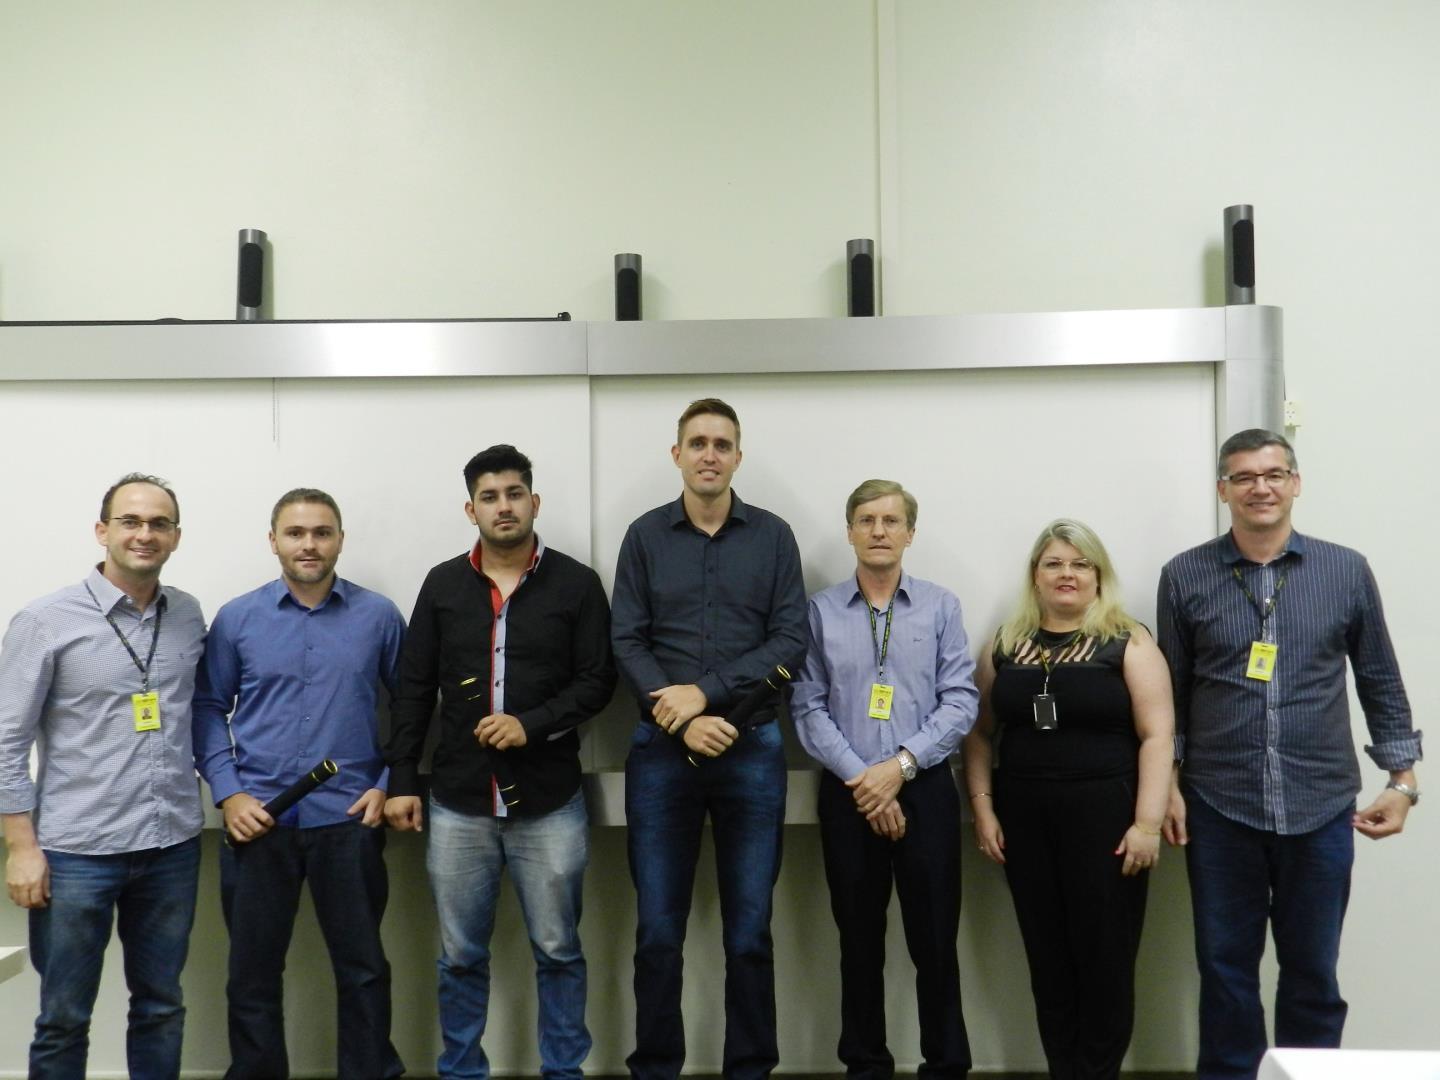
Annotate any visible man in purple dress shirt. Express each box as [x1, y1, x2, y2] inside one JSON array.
[[792, 478, 978, 1080], [193, 488, 406, 1080]]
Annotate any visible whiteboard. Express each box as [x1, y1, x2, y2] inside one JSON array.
[[587, 364, 1217, 768]]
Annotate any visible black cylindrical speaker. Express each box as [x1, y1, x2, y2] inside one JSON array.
[[237, 229, 267, 321], [847, 238, 875, 317], [615, 253, 642, 321], [1223, 206, 1255, 305]]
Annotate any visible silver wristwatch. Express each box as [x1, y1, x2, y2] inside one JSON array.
[[1386, 780, 1421, 806], [896, 748, 918, 782]]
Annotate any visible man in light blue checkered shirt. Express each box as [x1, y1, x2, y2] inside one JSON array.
[[1, 473, 207, 1080]]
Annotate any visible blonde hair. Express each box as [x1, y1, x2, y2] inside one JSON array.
[[995, 518, 1137, 656]]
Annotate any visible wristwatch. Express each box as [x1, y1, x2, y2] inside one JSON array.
[[1386, 780, 1421, 806], [895, 748, 918, 782]]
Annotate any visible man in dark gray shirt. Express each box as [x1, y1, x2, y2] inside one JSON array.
[[611, 398, 807, 1080], [1157, 428, 1421, 1080]]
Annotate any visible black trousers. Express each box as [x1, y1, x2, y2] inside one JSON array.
[[221, 821, 403, 1080], [995, 773, 1148, 1080], [818, 765, 970, 1080]]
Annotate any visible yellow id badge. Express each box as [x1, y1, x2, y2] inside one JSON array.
[[1246, 641, 1277, 682], [868, 683, 894, 720], [132, 691, 161, 732]]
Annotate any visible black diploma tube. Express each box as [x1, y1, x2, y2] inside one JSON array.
[[687, 665, 793, 767], [262, 758, 339, 819]]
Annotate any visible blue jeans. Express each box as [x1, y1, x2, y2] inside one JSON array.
[[625, 719, 786, 1080], [28, 836, 200, 1080], [224, 820, 401, 1079], [427, 789, 590, 1080], [1184, 790, 1354, 1080]]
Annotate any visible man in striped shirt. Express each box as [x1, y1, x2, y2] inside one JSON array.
[[0, 473, 207, 1080], [1157, 429, 1421, 1080]]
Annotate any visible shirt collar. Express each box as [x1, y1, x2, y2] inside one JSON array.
[[86, 565, 167, 616], [844, 570, 913, 608], [1219, 528, 1307, 565], [468, 534, 545, 576], [267, 575, 349, 609], [667, 490, 750, 529]]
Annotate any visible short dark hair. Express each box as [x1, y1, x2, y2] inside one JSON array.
[[676, 398, 741, 446], [270, 488, 342, 531], [1217, 428, 1298, 478], [99, 473, 179, 524], [464, 445, 533, 497]]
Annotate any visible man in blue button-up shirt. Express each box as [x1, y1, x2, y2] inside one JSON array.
[[792, 479, 977, 1080], [612, 398, 808, 1080], [193, 488, 406, 1080]]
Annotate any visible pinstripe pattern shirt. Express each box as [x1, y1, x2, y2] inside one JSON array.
[[0, 567, 207, 853], [1157, 530, 1419, 834]]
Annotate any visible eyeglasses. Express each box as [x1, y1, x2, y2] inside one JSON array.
[[108, 516, 178, 535], [1037, 558, 1095, 575], [1221, 469, 1295, 489], [850, 515, 909, 533]]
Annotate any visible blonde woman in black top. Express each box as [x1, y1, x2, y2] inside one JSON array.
[[962, 518, 1174, 1080]]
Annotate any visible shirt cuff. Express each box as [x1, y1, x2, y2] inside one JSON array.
[[387, 761, 420, 798], [832, 749, 868, 782], [901, 732, 940, 771], [0, 782, 36, 815], [205, 769, 244, 807], [1364, 732, 1423, 772], [695, 673, 726, 713]]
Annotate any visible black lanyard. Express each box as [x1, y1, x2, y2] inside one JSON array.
[[863, 583, 896, 681], [88, 585, 163, 693], [1231, 564, 1287, 637], [1035, 628, 1084, 694]]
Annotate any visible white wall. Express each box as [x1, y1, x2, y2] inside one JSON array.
[[2, 1, 1436, 1074]]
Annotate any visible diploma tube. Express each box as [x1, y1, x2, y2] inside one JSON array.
[[224, 759, 339, 846], [262, 758, 339, 818], [687, 664, 793, 767]]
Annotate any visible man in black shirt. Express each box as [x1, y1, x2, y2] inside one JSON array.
[[385, 444, 616, 1080], [611, 398, 808, 1080]]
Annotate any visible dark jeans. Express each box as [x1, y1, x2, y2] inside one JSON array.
[[223, 820, 402, 1080], [819, 765, 970, 1080], [29, 836, 200, 1080], [1184, 790, 1354, 1080], [996, 774, 1147, 1080], [624, 719, 787, 1080]]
